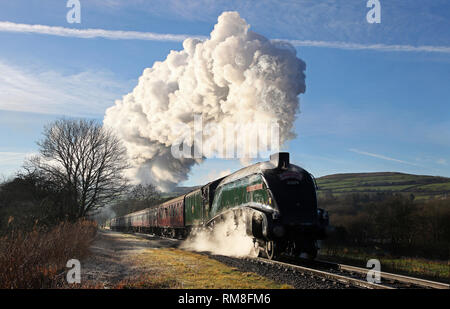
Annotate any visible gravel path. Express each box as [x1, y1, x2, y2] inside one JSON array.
[[82, 230, 360, 289], [81, 230, 180, 287]]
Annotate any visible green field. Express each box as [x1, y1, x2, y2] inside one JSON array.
[[316, 172, 450, 200]]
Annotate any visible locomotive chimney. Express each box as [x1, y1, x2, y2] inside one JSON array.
[[270, 152, 290, 169]]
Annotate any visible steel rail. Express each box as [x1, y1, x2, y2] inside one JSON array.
[[336, 263, 449, 289], [249, 257, 394, 289]]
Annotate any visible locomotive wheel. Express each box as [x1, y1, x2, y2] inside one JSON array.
[[265, 241, 278, 260], [297, 241, 318, 260], [291, 241, 302, 257], [306, 247, 318, 260], [253, 241, 264, 257]]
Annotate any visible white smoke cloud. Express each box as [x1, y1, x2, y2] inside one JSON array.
[[103, 11, 306, 191], [180, 212, 257, 258]]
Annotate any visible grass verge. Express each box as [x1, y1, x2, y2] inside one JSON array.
[[319, 246, 449, 283], [116, 248, 291, 289]]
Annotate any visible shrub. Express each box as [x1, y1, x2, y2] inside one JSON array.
[[0, 220, 97, 288]]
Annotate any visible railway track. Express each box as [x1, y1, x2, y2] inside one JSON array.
[[246, 257, 391, 289], [128, 231, 449, 289], [335, 262, 449, 289], [245, 256, 449, 289]]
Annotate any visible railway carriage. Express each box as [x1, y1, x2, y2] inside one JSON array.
[[158, 195, 184, 237], [110, 152, 329, 259], [130, 209, 149, 232], [184, 189, 203, 227]]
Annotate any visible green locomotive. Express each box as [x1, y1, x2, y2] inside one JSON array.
[[110, 152, 329, 260]]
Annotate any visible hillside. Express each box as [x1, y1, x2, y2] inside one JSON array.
[[160, 186, 200, 198], [316, 172, 450, 200], [164, 172, 450, 201]]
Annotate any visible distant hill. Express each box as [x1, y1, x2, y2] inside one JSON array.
[[316, 172, 450, 200], [163, 172, 450, 201], [160, 186, 200, 198]]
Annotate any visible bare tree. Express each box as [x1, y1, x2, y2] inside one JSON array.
[[129, 184, 160, 207], [28, 119, 129, 219], [110, 184, 162, 217]]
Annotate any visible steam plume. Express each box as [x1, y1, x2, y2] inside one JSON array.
[[104, 12, 306, 191], [180, 213, 257, 258]]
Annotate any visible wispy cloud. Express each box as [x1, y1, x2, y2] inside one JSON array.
[[0, 152, 32, 164], [0, 60, 134, 116], [1, 21, 449, 54], [86, 1, 450, 46], [437, 158, 447, 166], [349, 148, 419, 166], [286, 40, 450, 53], [0, 151, 35, 176], [0, 21, 206, 41]]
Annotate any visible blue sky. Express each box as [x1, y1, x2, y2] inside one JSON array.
[[0, 0, 449, 185]]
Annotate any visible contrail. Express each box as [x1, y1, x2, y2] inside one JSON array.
[[0, 21, 206, 42], [349, 148, 419, 166], [1, 21, 450, 54], [286, 39, 450, 54]]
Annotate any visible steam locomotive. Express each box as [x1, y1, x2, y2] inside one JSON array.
[[109, 153, 329, 259]]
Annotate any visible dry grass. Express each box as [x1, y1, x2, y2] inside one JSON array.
[[0, 220, 97, 288], [115, 248, 291, 289], [319, 246, 449, 283]]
